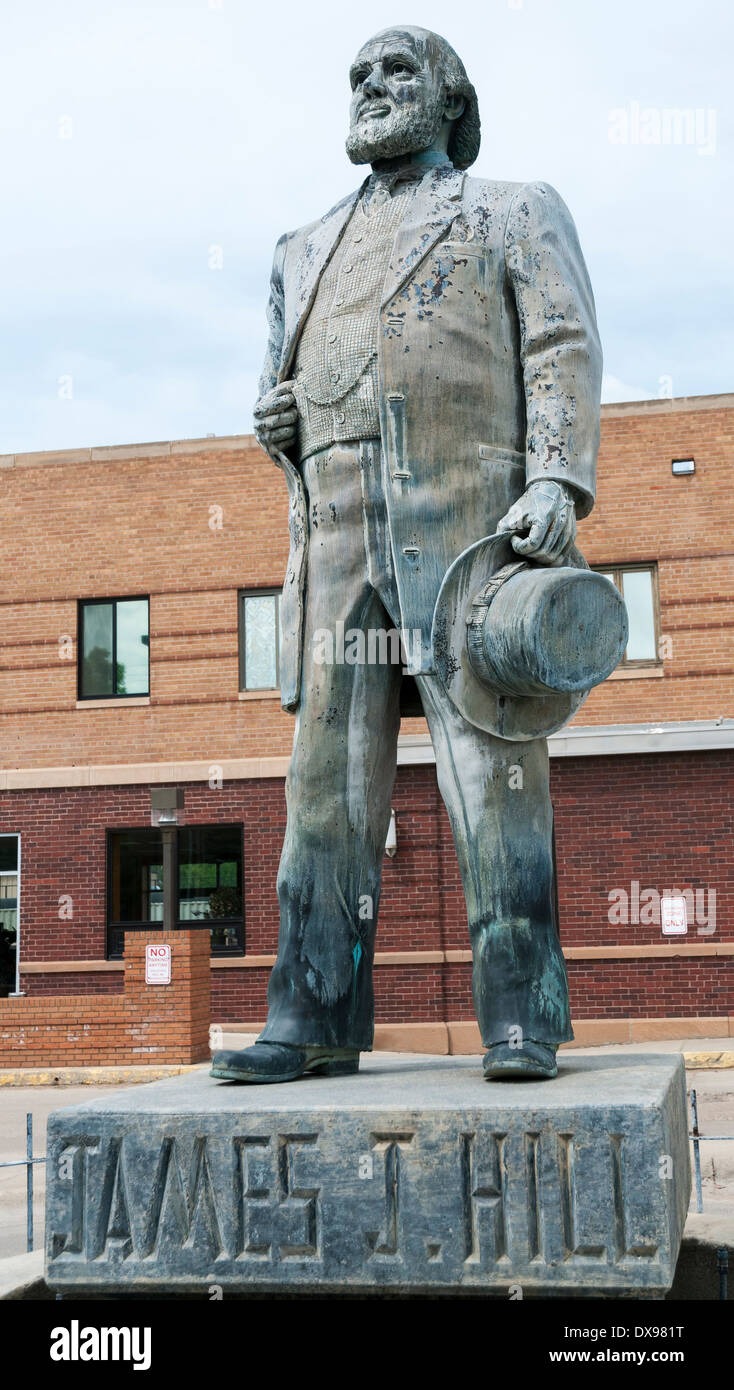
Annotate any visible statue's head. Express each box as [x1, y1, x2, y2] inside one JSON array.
[[346, 26, 480, 170]]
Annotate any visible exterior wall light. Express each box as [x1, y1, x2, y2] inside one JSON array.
[[385, 808, 398, 858], [150, 787, 185, 827], [671, 458, 695, 475]]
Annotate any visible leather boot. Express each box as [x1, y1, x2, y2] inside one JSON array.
[[210, 1040, 359, 1083], [483, 1039, 558, 1081]]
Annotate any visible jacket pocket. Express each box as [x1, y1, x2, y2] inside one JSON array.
[[442, 240, 487, 259], [478, 443, 526, 468]]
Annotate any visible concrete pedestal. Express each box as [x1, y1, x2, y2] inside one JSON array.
[[45, 1053, 690, 1297]]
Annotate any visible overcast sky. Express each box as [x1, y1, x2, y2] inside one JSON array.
[[1, 0, 731, 453]]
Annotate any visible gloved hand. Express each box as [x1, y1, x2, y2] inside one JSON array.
[[253, 380, 298, 460], [496, 479, 577, 565]]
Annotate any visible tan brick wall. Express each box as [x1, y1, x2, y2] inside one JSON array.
[[1, 398, 732, 769]]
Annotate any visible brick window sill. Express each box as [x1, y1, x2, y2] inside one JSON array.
[[607, 666, 664, 681]]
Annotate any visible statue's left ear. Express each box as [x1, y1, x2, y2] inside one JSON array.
[[444, 92, 466, 123]]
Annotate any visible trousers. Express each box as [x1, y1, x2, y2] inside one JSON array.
[[259, 440, 573, 1051]]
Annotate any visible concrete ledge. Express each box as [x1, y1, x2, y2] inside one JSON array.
[[3, 718, 733, 789], [373, 1022, 449, 1053], [20, 945, 734, 976], [446, 1021, 482, 1054]]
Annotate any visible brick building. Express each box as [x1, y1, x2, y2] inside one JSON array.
[[1, 393, 732, 1050]]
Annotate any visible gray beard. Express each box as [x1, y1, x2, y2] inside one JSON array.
[[346, 98, 445, 165]]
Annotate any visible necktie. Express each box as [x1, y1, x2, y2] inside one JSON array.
[[364, 166, 424, 213]]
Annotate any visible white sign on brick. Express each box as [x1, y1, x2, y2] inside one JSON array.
[[145, 943, 172, 984], [661, 896, 688, 936]]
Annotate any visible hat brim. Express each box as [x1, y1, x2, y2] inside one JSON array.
[[431, 533, 589, 741]]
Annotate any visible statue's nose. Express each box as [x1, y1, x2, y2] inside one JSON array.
[[362, 64, 387, 98]]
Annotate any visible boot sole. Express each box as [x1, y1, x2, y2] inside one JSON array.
[[484, 1062, 557, 1081]]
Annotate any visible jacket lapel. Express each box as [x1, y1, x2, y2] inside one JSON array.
[[380, 166, 466, 309], [280, 183, 366, 379]]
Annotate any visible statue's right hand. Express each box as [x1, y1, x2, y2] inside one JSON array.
[[253, 381, 298, 460]]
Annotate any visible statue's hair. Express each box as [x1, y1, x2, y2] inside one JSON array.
[[427, 32, 481, 170]]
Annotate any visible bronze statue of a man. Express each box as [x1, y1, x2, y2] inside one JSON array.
[[211, 25, 604, 1085]]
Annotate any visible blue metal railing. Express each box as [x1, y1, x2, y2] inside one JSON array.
[[0, 1113, 46, 1251]]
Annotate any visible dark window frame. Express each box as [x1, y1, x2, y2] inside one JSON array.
[[238, 588, 280, 692], [78, 595, 150, 700], [105, 823, 245, 960], [592, 562, 661, 668]]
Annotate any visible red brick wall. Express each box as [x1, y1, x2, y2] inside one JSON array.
[[578, 400, 734, 725], [0, 928, 209, 1066], [1, 750, 731, 1026], [553, 751, 732, 949], [2, 400, 732, 769]]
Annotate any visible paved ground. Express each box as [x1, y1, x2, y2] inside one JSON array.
[[0, 1085, 120, 1260], [1, 1043, 732, 1260]]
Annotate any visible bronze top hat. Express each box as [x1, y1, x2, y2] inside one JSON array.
[[431, 533, 629, 741]]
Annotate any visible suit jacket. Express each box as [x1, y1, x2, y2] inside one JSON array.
[[257, 165, 602, 711]]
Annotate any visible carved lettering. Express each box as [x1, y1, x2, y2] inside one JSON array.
[[94, 1137, 133, 1261], [366, 1132, 415, 1258], [233, 1136, 272, 1259], [141, 1136, 223, 1260], [461, 1131, 509, 1266], [50, 1136, 101, 1260], [277, 1134, 320, 1258], [610, 1134, 659, 1261], [558, 1134, 606, 1261]]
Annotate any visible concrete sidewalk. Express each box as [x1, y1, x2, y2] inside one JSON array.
[[1, 1033, 733, 1087]]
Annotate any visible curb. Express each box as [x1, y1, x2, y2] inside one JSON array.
[[0, 1063, 205, 1087], [683, 1052, 734, 1070]]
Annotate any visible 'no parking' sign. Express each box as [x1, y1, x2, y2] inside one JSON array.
[[145, 943, 172, 984]]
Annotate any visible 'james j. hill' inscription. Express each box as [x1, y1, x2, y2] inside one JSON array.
[[50, 1127, 660, 1272]]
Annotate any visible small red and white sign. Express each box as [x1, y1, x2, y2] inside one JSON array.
[[145, 943, 172, 984], [661, 896, 688, 936]]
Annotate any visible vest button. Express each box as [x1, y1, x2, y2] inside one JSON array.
[[334, 411, 346, 425], [328, 334, 337, 343]]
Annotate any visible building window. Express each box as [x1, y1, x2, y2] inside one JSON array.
[[594, 565, 660, 665], [0, 835, 19, 998], [78, 597, 150, 698], [106, 824, 244, 958], [239, 589, 280, 691]]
